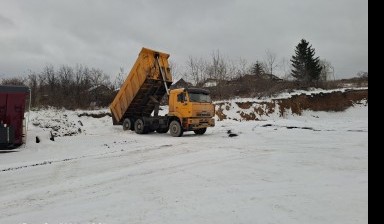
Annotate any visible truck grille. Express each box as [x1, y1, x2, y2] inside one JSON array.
[[197, 112, 211, 117]]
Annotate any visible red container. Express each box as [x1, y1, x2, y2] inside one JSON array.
[[0, 86, 30, 149]]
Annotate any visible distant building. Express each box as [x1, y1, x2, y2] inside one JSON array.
[[171, 78, 192, 89], [259, 73, 283, 81], [235, 74, 283, 83], [202, 78, 218, 87], [87, 85, 114, 108]]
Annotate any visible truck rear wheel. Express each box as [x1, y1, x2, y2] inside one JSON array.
[[194, 128, 207, 135], [135, 118, 148, 134], [169, 120, 183, 137], [123, 118, 133, 131]]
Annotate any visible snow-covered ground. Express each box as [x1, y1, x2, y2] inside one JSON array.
[[215, 87, 369, 103], [0, 104, 368, 224]]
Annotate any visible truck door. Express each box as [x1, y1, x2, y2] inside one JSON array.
[[175, 92, 189, 117]]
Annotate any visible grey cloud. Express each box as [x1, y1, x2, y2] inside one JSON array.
[[0, 0, 368, 79], [0, 14, 14, 28]]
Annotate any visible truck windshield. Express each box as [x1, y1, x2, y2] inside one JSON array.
[[188, 93, 212, 103]]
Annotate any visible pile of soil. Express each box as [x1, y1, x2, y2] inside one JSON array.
[[216, 89, 368, 121]]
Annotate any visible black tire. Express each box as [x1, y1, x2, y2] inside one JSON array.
[[169, 120, 183, 137], [194, 128, 207, 135], [123, 118, 133, 131], [135, 118, 148, 134], [156, 127, 169, 134]]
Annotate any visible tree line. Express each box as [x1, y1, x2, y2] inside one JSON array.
[[177, 39, 334, 87], [1, 39, 366, 108], [1, 64, 121, 109]]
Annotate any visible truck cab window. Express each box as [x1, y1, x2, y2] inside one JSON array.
[[177, 93, 186, 102], [188, 93, 212, 103]]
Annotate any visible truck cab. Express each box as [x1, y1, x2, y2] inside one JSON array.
[[168, 88, 215, 136]]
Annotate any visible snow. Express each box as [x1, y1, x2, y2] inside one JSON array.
[[215, 87, 369, 103], [0, 104, 368, 224]]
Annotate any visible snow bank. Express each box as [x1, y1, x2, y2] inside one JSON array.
[[0, 89, 368, 224]]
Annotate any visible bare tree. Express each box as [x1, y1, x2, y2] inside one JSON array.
[[169, 60, 184, 83], [263, 50, 279, 78], [227, 59, 238, 80], [58, 65, 75, 106], [237, 57, 249, 78], [319, 59, 334, 81], [44, 65, 56, 89], [27, 72, 38, 107], [23, 64, 115, 109], [37, 71, 47, 106], [89, 68, 111, 87], [279, 57, 293, 80], [356, 71, 368, 79], [1, 76, 26, 86], [186, 56, 207, 86], [187, 56, 199, 85], [113, 67, 125, 90], [208, 50, 229, 81], [42, 65, 59, 106], [72, 65, 92, 108], [207, 50, 230, 99]]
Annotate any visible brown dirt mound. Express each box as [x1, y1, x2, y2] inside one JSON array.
[[215, 89, 368, 121], [236, 102, 252, 109], [216, 107, 227, 121], [240, 111, 258, 120], [278, 89, 368, 116], [78, 112, 112, 118]]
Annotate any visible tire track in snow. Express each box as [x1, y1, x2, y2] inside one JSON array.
[[0, 144, 180, 173], [1, 156, 86, 172]]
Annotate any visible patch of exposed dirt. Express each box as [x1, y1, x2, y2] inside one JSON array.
[[240, 111, 258, 121], [265, 102, 276, 114], [254, 107, 266, 117], [215, 106, 227, 121], [277, 89, 368, 117], [215, 89, 368, 121], [236, 102, 252, 109], [78, 112, 111, 118]]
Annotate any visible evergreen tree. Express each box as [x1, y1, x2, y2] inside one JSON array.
[[252, 61, 265, 77], [291, 39, 322, 82]]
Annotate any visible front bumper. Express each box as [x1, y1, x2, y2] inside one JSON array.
[[183, 117, 215, 131]]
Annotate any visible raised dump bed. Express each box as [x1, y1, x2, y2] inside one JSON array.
[[110, 48, 172, 125]]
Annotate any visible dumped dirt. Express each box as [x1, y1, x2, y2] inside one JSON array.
[[277, 89, 368, 116], [31, 110, 112, 137], [78, 112, 111, 118], [240, 111, 258, 121], [216, 89, 368, 121], [216, 107, 228, 121], [236, 102, 252, 109]]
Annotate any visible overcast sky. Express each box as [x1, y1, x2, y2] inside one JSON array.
[[1, 0, 368, 80]]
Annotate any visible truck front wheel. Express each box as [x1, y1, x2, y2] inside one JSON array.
[[135, 119, 148, 134], [169, 120, 183, 137], [194, 128, 207, 135]]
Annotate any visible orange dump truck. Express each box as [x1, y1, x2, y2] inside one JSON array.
[[110, 48, 215, 137]]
